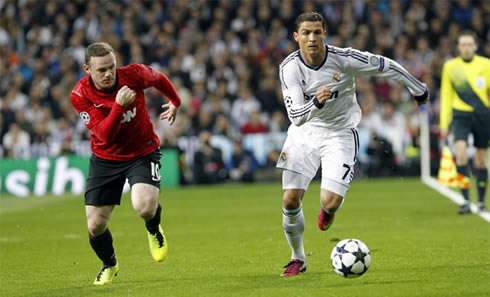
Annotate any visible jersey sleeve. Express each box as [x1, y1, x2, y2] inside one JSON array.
[[439, 61, 454, 130], [132, 64, 181, 107], [344, 48, 428, 99], [279, 61, 325, 126], [70, 85, 125, 143], [486, 59, 490, 97]]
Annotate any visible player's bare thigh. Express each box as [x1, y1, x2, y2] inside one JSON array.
[[86, 205, 115, 236], [131, 183, 160, 220]]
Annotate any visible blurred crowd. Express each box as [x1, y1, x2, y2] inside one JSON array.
[[0, 0, 489, 180]]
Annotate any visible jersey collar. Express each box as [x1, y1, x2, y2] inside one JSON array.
[[89, 74, 119, 94], [299, 44, 328, 71]]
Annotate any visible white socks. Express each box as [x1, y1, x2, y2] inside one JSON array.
[[282, 205, 305, 261]]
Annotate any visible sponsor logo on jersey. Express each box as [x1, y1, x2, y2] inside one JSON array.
[[303, 93, 316, 101], [305, 91, 337, 101], [93, 103, 103, 108], [333, 72, 341, 82], [121, 107, 137, 123], [80, 112, 90, 124]]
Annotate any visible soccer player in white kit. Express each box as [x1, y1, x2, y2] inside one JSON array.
[[278, 12, 429, 276]]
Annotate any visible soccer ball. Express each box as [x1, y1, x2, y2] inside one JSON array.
[[330, 238, 371, 278]]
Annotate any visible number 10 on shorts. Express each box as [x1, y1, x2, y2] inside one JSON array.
[[151, 162, 161, 181]]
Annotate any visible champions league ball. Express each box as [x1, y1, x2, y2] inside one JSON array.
[[330, 239, 371, 278]]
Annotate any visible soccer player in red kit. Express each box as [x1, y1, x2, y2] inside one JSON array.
[[70, 42, 181, 285]]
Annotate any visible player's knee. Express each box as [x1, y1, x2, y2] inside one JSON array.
[[137, 207, 155, 219], [282, 190, 303, 209], [475, 159, 485, 168], [87, 217, 108, 236], [454, 154, 468, 165], [474, 151, 487, 168], [134, 199, 157, 219]]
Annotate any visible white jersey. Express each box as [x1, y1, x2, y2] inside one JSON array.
[[279, 45, 428, 130]]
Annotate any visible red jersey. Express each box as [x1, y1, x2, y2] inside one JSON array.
[[70, 64, 181, 161]]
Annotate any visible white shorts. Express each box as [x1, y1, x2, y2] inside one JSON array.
[[277, 125, 359, 197]]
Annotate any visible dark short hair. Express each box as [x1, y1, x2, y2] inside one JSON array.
[[85, 42, 114, 64], [457, 30, 478, 44], [294, 12, 326, 32]]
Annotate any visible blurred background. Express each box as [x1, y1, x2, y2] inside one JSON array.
[[0, 0, 489, 194]]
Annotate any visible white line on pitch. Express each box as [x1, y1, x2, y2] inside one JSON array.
[[422, 176, 490, 223]]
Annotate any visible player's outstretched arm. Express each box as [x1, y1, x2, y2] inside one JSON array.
[[344, 48, 429, 105], [133, 64, 182, 108]]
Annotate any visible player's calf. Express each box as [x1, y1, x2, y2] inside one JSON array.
[[318, 193, 343, 231]]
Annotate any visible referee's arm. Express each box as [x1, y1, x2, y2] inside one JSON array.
[[439, 62, 455, 137]]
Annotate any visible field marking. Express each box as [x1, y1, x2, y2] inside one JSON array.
[[422, 176, 490, 223], [0, 237, 21, 242], [63, 234, 82, 239]]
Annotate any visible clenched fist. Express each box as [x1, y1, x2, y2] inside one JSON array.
[[316, 86, 332, 104], [116, 86, 136, 107]]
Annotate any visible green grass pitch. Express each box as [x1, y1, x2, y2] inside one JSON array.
[[0, 178, 489, 297]]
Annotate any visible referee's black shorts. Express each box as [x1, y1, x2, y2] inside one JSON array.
[[451, 110, 489, 149], [85, 149, 162, 206]]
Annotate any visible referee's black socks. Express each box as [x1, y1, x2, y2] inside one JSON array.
[[476, 168, 488, 203], [145, 204, 162, 235], [89, 229, 117, 267], [456, 165, 470, 202]]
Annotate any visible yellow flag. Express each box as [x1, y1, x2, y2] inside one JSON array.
[[437, 146, 470, 189]]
